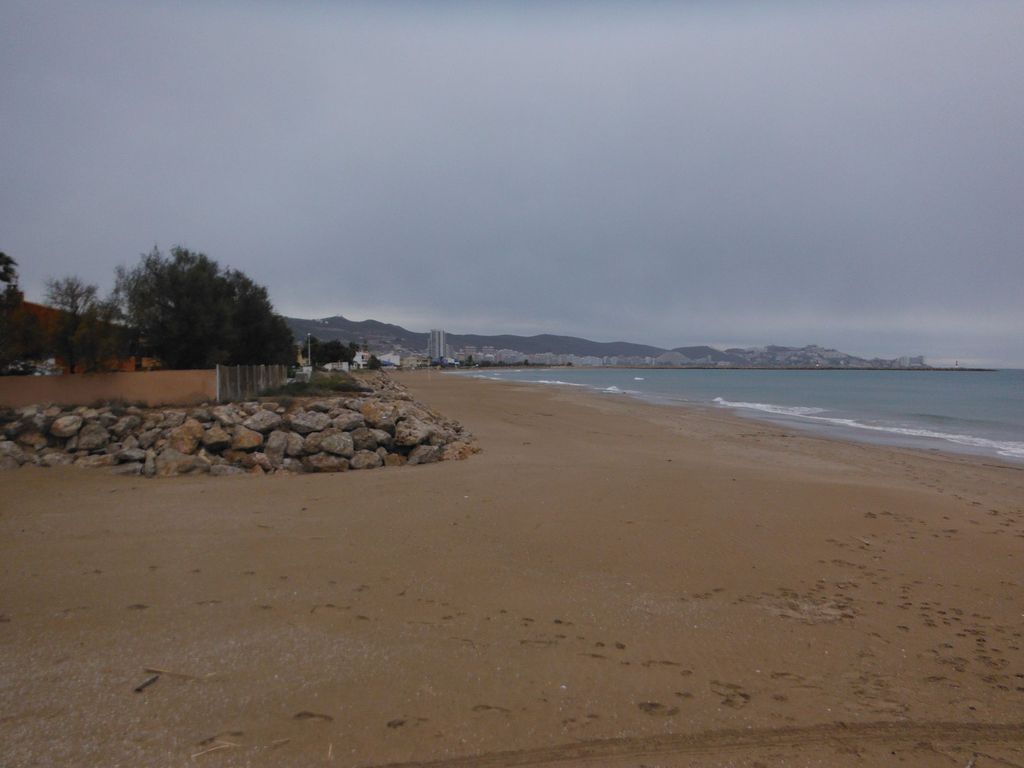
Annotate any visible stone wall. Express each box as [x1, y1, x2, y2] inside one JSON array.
[[0, 375, 477, 476]]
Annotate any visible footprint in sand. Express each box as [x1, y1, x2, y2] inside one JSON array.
[[293, 711, 333, 722], [637, 702, 679, 716], [641, 659, 684, 669], [710, 680, 751, 708], [197, 731, 244, 746]]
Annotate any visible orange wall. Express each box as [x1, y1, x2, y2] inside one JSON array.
[[0, 370, 216, 408]]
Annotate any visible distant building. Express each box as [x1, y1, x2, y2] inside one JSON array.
[[428, 329, 446, 361], [401, 354, 429, 369]]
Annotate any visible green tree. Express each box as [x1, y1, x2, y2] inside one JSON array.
[[116, 246, 295, 369], [223, 270, 295, 365], [45, 276, 100, 373], [0, 253, 27, 371], [319, 339, 356, 364], [75, 297, 127, 372]]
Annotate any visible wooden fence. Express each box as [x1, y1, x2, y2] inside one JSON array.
[[215, 364, 288, 402]]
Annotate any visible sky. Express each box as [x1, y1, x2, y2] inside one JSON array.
[[2, 1, 1023, 366]]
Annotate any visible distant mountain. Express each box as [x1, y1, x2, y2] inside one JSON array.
[[283, 315, 927, 368], [284, 315, 664, 358], [287, 315, 427, 351], [723, 344, 885, 368]]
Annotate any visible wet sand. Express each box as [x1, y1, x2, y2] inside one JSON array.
[[1, 371, 1023, 766]]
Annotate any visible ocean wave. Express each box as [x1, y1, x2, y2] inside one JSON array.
[[713, 398, 1024, 459], [712, 398, 827, 417], [533, 379, 588, 387]]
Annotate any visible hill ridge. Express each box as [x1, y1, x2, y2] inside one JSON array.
[[283, 314, 926, 368]]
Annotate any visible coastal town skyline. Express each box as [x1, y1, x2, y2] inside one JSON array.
[[287, 315, 934, 370], [3, 1, 1023, 367]]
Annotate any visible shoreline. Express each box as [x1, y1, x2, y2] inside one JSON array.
[[2, 371, 1023, 766], [455, 367, 1024, 465]]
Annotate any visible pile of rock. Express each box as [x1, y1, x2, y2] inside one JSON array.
[[0, 378, 477, 477]]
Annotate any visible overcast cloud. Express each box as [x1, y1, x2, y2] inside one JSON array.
[[2, 0, 1022, 365]]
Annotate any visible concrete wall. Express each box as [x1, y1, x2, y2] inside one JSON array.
[[0, 370, 216, 408]]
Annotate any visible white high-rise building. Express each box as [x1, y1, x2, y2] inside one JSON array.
[[428, 329, 447, 361]]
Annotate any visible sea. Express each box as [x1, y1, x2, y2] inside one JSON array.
[[457, 367, 1024, 462]]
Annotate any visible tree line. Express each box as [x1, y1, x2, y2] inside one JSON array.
[[0, 247, 296, 374]]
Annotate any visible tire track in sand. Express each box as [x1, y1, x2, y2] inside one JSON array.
[[366, 721, 1024, 768]]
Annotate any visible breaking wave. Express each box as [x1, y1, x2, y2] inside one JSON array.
[[713, 398, 1024, 459]]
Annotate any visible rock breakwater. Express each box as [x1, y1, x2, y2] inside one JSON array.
[[0, 374, 477, 477]]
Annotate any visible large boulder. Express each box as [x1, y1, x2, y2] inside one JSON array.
[[210, 464, 246, 476], [155, 448, 209, 476], [301, 453, 349, 473], [302, 429, 330, 454], [77, 423, 111, 452], [74, 453, 118, 469], [231, 426, 263, 451], [137, 428, 162, 449], [429, 429, 456, 447], [407, 444, 443, 465], [319, 431, 354, 458], [361, 400, 397, 429], [160, 411, 187, 428], [189, 407, 212, 422], [285, 432, 305, 457], [41, 451, 75, 467], [168, 418, 204, 454], [110, 462, 143, 476], [109, 414, 141, 437], [116, 447, 147, 463], [249, 452, 273, 472], [331, 411, 365, 432], [50, 414, 83, 438], [0, 440, 27, 465], [264, 430, 289, 467], [242, 410, 282, 433], [287, 410, 331, 434], [3, 418, 26, 439], [349, 449, 383, 470], [394, 417, 433, 447], [350, 427, 378, 452], [17, 430, 49, 451], [201, 425, 232, 452], [442, 440, 478, 461], [211, 405, 240, 427], [369, 428, 393, 449]]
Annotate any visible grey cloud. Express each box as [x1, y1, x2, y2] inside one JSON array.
[[2, 0, 1022, 364]]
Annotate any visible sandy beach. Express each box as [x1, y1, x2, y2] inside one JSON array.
[[2, 370, 1022, 767]]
